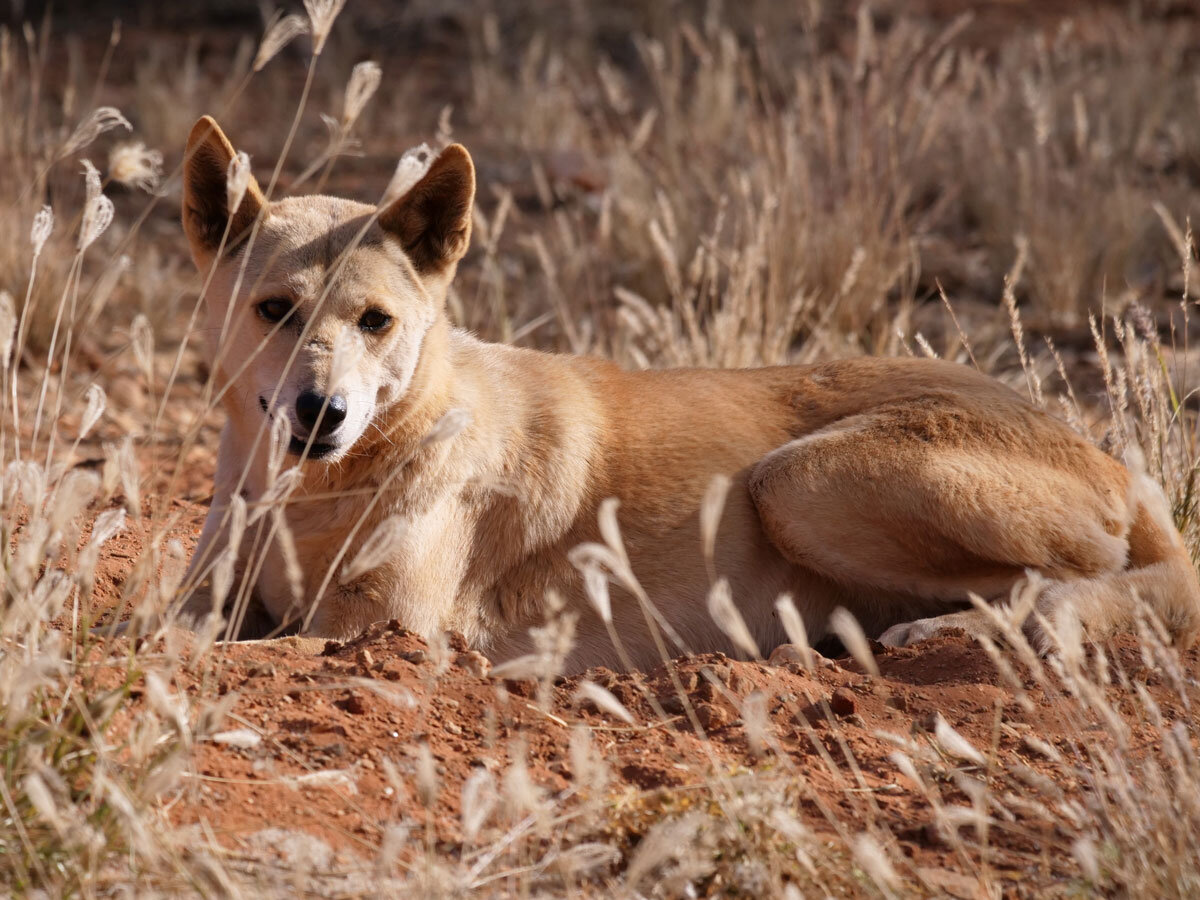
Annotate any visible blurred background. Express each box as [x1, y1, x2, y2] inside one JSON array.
[[3, 0, 1200, 453]]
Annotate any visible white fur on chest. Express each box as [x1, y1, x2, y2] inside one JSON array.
[[253, 489, 469, 634]]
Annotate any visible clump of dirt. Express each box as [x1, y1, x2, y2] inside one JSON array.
[[84, 608, 1200, 886]]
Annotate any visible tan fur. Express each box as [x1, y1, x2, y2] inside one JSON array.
[[176, 117, 1200, 671]]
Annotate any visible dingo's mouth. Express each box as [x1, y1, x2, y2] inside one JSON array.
[[288, 437, 337, 459]]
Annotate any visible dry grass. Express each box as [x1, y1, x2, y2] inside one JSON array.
[[2, 0, 1200, 895]]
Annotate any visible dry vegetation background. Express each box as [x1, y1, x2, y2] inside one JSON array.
[[4, 0, 1200, 895]]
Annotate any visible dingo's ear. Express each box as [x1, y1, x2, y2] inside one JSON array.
[[378, 144, 475, 275], [182, 115, 265, 264]]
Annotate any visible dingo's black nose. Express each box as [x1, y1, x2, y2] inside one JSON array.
[[296, 391, 347, 437]]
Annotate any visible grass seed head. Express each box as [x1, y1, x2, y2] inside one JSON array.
[[224, 150, 253, 221], [59, 106, 131, 160], [78, 161, 114, 251], [829, 606, 880, 676], [108, 141, 163, 193], [254, 13, 308, 71], [342, 60, 381, 128], [29, 205, 53, 257], [706, 577, 760, 659], [303, 0, 346, 56]]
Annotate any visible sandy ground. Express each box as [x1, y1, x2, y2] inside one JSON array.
[[73, 483, 1200, 893]]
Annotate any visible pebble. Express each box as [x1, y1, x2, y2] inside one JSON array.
[[657, 693, 687, 715], [730, 674, 753, 696], [769, 644, 810, 668], [829, 687, 857, 717], [708, 663, 732, 685], [769, 643, 840, 671], [456, 650, 491, 678], [695, 702, 730, 730], [504, 679, 535, 699]]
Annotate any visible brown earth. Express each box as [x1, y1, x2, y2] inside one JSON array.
[[77, 486, 1200, 892]]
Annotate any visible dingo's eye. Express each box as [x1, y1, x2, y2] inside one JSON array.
[[257, 298, 293, 324], [358, 308, 392, 332]]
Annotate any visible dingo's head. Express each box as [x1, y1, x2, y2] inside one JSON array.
[[182, 116, 473, 462]]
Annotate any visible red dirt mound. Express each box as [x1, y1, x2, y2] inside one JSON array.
[[85, 613, 1198, 891]]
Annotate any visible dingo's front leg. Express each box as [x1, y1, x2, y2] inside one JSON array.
[[172, 424, 275, 638]]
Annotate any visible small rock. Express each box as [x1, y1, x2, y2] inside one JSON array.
[[657, 693, 687, 715], [444, 722, 463, 736], [456, 650, 491, 678], [730, 674, 753, 696], [593, 668, 619, 690], [321, 640, 342, 657], [829, 687, 857, 717], [211, 729, 262, 749], [886, 693, 909, 712], [504, 679, 535, 699], [341, 691, 367, 715], [922, 822, 947, 847], [707, 663, 732, 686], [442, 698, 460, 709], [357, 649, 375, 671], [769, 644, 811, 668], [916, 866, 981, 899], [695, 702, 730, 730], [401, 649, 427, 665]]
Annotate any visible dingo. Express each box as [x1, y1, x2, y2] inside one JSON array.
[[176, 116, 1200, 671]]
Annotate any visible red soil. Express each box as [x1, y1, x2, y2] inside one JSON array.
[[59, 400, 1198, 890], [80, 498, 1200, 890]]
